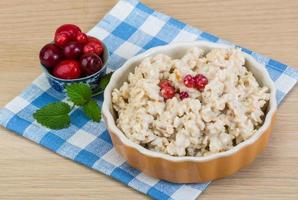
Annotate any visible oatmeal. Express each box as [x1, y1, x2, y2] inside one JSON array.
[[112, 47, 270, 157]]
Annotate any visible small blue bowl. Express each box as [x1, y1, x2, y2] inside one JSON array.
[[40, 42, 109, 95]]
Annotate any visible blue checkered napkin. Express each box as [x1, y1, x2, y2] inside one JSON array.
[[0, 0, 297, 199]]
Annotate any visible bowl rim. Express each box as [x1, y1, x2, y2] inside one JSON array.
[[40, 41, 109, 82], [102, 41, 277, 162]]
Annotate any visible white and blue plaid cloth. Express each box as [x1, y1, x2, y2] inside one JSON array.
[[0, 0, 297, 199]]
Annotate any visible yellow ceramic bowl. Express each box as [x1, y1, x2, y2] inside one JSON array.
[[102, 41, 277, 183]]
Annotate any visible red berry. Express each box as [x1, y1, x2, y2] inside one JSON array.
[[55, 24, 81, 40], [39, 43, 63, 69], [183, 74, 195, 88], [179, 91, 189, 100], [83, 36, 104, 55], [159, 80, 172, 88], [161, 86, 175, 100], [80, 53, 103, 76], [54, 32, 71, 47], [52, 60, 81, 79], [159, 80, 175, 100], [194, 74, 208, 85], [63, 41, 83, 59], [54, 24, 81, 47], [194, 74, 208, 91], [76, 32, 88, 44]]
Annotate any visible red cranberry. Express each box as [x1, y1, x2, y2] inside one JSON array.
[[76, 32, 88, 44], [179, 91, 189, 100], [159, 80, 175, 100], [194, 74, 208, 91], [159, 80, 172, 88], [55, 24, 81, 40], [161, 86, 175, 100], [80, 53, 103, 76], [54, 32, 71, 47], [83, 36, 104, 55], [54, 24, 81, 47], [39, 43, 63, 69], [52, 60, 81, 79], [183, 74, 195, 88], [194, 74, 208, 85], [63, 41, 83, 59]]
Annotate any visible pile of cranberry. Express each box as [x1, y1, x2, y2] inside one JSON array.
[[39, 24, 105, 79], [159, 74, 208, 100]]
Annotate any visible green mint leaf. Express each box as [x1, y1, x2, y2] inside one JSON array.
[[98, 72, 113, 92], [33, 102, 71, 130], [83, 99, 101, 122], [66, 83, 92, 106]]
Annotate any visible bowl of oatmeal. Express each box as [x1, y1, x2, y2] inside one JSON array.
[[102, 41, 277, 183]]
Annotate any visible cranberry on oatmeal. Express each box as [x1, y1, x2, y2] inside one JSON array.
[[111, 47, 270, 157]]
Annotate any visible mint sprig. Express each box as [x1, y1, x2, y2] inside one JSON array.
[[33, 102, 71, 130], [33, 73, 112, 130], [98, 72, 113, 92], [66, 83, 92, 106], [83, 99, 101, 122]]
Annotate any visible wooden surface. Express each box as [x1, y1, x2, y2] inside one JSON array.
[[0, 0, 297, 199]]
